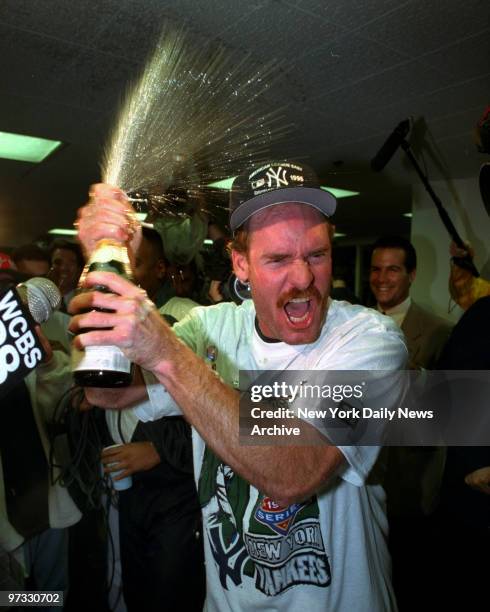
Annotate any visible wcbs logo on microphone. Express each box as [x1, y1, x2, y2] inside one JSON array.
[[0, 285, 46, 398]]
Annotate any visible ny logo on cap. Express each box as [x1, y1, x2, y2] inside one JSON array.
[[265, 166, 288, 189], [247, 162, 307, 195]]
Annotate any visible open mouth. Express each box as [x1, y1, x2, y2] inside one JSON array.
[[284, 297, 312, 324]]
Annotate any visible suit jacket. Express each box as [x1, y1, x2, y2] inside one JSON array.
[[401, 301, 452, 370]]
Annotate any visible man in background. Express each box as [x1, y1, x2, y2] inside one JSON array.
[[132, 227, 174, 308], [11, 244, 50, 278], [48, 240, 84, 312], [369, 235, 450, 369]]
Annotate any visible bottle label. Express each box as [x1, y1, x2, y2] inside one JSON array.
[[72, 345, 131, 373]]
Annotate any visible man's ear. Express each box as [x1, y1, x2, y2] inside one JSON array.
[[409, 268, 417, 284], [231, 250, 249, 283]]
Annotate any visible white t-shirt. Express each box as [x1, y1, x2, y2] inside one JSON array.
[[137, 299, 407, 611]]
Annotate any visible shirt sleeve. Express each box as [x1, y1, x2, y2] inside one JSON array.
[[133, 369, 183, 422], [319, 311, 408, 486], [337, 446, 380, 486], [134, 310, 205, 422]]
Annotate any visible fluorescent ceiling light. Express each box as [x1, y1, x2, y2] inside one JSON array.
[[207, 178, 359, 199], [50, 219, 154, 236], [334, 232, 346, 238], [0, 131, 62, 163], [203, 239, 214, 245], [48, 228, 77, 236], [320, 187, 359, 198], [208, 177, 236, 189], [403, 212, 413, 218]]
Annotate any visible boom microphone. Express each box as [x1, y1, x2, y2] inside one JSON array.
[[371, 119, 410, 172], [371, 118, 479, 276]]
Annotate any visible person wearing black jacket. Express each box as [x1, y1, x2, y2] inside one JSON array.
[[432, 295, 490, 610]]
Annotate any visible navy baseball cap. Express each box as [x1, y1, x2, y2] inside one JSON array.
[[229, 161, 337, 231]]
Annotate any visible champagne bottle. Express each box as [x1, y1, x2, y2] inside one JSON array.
[[72, 239, 133, 387]]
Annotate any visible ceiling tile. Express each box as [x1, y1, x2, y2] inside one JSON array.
[[310, 61, 451, 114], [0, 0, 123, 45], [211, 1, 342, 62], [51, 50, 138, 113], [421, 29, 490, 80], [0, 24, 82, 99], [283, 0, 412, 31], [91, 2, 172, 61], [299, 33, 407, 98], [357, 0, 489, 57]]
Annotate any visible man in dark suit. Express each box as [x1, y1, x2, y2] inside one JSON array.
[[369, 235, 451, 611]]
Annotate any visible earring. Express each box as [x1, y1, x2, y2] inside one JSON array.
[[238, 279, 250, 290]]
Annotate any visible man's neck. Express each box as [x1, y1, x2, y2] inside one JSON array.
[[254, 317, 280, 343], [377, 296, 411, 327]]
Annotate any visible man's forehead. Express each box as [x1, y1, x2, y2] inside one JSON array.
[[372, 247, 406, 261], [53, 248, 77, 260]]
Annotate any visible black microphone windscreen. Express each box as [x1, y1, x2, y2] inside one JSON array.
[[371, 119, 410, 172]]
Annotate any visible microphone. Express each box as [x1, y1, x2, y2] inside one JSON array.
[[0, 278, 61, 397], [371, 119, 410, 172], [371, 119, 480, 276], [16, 277, 62, 323]]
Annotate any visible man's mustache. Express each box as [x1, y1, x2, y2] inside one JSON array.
[[277, 287, 322, 309]]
